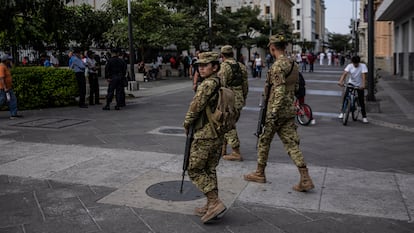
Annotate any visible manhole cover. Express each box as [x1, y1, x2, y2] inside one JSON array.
[[159, 128, 185, 134], [12, 118, 89, 129], [146, 180, 203, 201]]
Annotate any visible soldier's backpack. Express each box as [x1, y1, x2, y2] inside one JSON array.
[[226, 61, 243, 86], [206, 78, 237, 135]]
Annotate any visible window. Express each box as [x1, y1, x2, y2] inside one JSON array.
[[297, 20, 301, 30], [225, 6, 231, 12], [296, 9, 300, 16], [265, 6, 270, 14], [297, 0, 300, 4]]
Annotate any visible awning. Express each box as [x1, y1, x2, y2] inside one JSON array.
[[376, 0, 414, 21]]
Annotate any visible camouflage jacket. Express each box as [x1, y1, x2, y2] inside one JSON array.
[[183, 74, 220, 139], [266, 55, 297, 119], [218, 58, 248, 110]]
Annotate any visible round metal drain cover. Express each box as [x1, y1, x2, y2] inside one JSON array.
[[146, 180, 203, 201], [159, 128, 185, 135]]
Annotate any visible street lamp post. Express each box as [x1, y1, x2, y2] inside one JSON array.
[[367, 0, 375, 101], [208, 0, 212, 50], [127, 0, 137, 87]]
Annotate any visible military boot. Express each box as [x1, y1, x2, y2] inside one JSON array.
[[223, 147, 243, 161], [201, 190, 227, 223], [194, 203, 207, 217], [293, 166, 315, 192], [243, 164, 266, 183]]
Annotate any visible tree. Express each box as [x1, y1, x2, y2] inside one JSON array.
[[328, 33, 352, 53]]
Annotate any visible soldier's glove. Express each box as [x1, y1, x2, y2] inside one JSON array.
[[183, 121, 191, 135]]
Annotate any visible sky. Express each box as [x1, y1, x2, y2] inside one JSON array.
[[324, 0, 356, 34]]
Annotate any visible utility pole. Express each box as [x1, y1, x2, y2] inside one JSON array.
[[208, 0, 212, 50], [127, 0, 137, 87], [367, 0, 375, 101]]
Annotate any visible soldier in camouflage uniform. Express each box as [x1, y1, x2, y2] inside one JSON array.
[[183, 52, 227, 223], [244, 34, 315, 192], [218, 45, 248, 161]]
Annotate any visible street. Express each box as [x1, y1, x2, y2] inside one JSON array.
[[0, 63, 413, 233]]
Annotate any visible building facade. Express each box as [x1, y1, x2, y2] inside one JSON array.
[[377, 0, 413, 80], [65, 0, 106, 10]]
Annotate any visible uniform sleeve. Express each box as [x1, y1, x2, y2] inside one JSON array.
[[218, 63, 231, 87], [241, 63, 249, 100], [268, 60, 289, 115], [183, 79, 217, 128]]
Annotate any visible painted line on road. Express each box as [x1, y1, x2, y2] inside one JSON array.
[[249, 87, 342, 97]]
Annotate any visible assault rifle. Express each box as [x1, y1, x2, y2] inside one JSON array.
[[254, 75, 272, 148], [180, 125, 194, 193]]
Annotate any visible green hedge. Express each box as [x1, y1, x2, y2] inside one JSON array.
[[11, 67, 78, 109]]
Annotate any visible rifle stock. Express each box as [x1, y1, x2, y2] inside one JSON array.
[[180, 125, 194, 193]]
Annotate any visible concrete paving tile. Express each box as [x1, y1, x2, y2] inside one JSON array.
[[24, 215, 98, 233], [38, 196, 88, 218], [238, 164, 325, 211], [36, 181, 116, 208], [324, 168, 399, 191], [211, 205, 285, 233], [0, 225, 22, 233], [395, 174, 414, 222], [0, 176, 49, 195], [0, 192, 42, 227], [130, 207, 206, 233], [320, 186, 408, 220], [48, 150, 175, 188], [98, 170, 247, 216], [0, 143, 96, 179], [282, 217, 362, 233], [88, 205, 152, 233], [235, 202, 313, 227]]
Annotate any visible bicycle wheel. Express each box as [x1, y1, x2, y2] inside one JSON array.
[[296, 104, 313, 126], [352, 97, 360, 121], [343, 99, 350, 126]]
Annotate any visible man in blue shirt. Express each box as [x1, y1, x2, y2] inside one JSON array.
[[70, 48, 88, 108]]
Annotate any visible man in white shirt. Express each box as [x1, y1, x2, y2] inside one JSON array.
[[337, 56, 368, 123], [319, 52, 325, 65]]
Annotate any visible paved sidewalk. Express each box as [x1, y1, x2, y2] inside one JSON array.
[[0, 66, 414, 233]]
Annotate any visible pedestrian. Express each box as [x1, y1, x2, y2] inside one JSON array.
[[70, 49, 88, 108], [244, 33, 315, 192], [183, 52, 227, 223], [103, 49, 127, 111], [307, 52, 315, 72], [319, 52, 325, 65], [0, 55, 23, 119], [254, 53, 263, 78], [219, 45, 248, 161], [337, 55, 368, 123], [85, 51, 100, 105]]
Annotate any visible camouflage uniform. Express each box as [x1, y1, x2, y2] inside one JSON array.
[[257, 54, 306, 168], [183, 58, 223, 194], [219, 55, 248, 150]]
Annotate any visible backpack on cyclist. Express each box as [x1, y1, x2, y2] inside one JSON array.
[[206, 78, 237, 135], [295, 72, 306, 98]]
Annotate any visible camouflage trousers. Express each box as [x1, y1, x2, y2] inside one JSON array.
[[257, 117, 306, 167], [187, 137, 223, 194], [223, 128, 240, 149], [223, 109, 242, 149]]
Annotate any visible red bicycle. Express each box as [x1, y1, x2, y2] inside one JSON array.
[[294, 98, 313, 126]]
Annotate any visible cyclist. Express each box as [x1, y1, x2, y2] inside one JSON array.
[[337, 56, 368, 123]]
